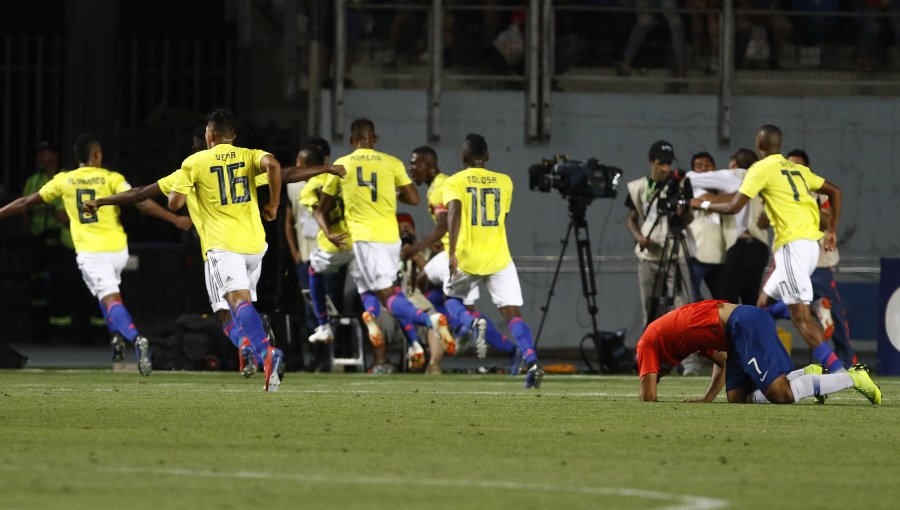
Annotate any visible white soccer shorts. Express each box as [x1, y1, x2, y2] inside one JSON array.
[[763, 238, 819, 305], [424, 251, 479, 305], [443, 260, 523, 308], [76, 248, 129, 300], [349, 240, 401, 293], [205, 245, 267, 307], [310, 248, 355, 275]]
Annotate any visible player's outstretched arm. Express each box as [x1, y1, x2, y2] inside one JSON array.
[[136, 198, 192, 231], [639, 374, 658, 402], [282, 164, 346, 184], [261, 155, 282, 221], [313, 193, 349, 249], [446, 199, 462, 276], [83, 183, 163, 215], [401, 210, 447, 260], [693, 192, 749, 215], [817, 180, 842, 250], [684, 351, 726, 403], [0, 193, 45, 221], [397, 183, 420, 206]]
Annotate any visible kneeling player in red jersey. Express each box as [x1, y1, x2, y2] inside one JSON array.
[[635, 300, 881, 405]]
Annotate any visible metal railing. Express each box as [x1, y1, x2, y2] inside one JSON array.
[[323, 1, 900, 145]]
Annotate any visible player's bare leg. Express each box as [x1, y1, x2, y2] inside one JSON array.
[[788, 302, 843, 372]]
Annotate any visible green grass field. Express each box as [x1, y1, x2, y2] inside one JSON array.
[[1, 370, 898, 510]]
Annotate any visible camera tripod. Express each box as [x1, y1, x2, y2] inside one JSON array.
[[645, 219, 697, 325], [534, 197, 626, 373]]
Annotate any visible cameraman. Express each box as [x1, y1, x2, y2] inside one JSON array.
[[625, 140, 694, 326]]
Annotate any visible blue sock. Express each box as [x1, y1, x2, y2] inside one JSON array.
[[424, 289, 450, 317], [812, 342, 844, 372], [444, 297, 474, 336], [765, 301, 791, 321], [508, 317, 537, 365], [387, 290, 431, 328], [361, 291, 381, 318], [479, 314, 516, 354], [389, 290, 432, 345], [222, 319, 245, 349], [105, 301, 139, 342], [232, 301, 269, 360], [308, 268, 329, 327]]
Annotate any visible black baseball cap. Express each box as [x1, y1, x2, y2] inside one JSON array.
[[648, 140, 676, 163], [35, 140, 58, 153]]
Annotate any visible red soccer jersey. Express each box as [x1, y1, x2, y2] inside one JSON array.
[[635, 300, 730, 377]]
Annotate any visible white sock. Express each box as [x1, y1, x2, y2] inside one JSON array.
[[751, 390, 770, 404], [786, 368, 805, 381], [789, 373, 853, 402]]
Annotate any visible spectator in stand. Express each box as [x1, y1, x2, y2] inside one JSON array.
[[735, 0, 792, 69], [855, 0, 900, 72], [686, 0, 721, 73], [618, 0, 687, 79]]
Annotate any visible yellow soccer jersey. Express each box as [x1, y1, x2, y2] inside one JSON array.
[[443, 167, 513, 275], [172, 143, 270, 254], [322, 148, 411, 243], [299, 174, 351, 253], [427, 172, 451, 251], [160, 168, 270, 260], [38, 167, 130, 253], [739, 154, 825, 251]]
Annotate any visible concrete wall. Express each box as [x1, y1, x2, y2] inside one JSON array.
[[321, 90, 899, 348]]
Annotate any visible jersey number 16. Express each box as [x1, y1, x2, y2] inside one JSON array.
[[210, 163, 251, 206]]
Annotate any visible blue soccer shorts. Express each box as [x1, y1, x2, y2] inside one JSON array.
[[725, 305, 795, 393]]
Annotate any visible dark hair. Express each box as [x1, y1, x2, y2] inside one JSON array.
[[298, 144, 325, 166], [786, 148, 809, 166], [206, 108, 237, 137], [307, 136, 331, 157], [350, 118, 375, 138], [691, 151, 715, 169], [731, 148, 758, 170], [192, 124, 207, 141], [73, 133, 100, 164], [412, 146, 438, 162], [463, 133, 488, 160]]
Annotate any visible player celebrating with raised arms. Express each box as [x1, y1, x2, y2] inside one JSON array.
[[167, 108, 284, 391], [636, 300, 880, 405], [444, 134, 543, 389], [0, 133, 191, 376], [316, 118, 454, 371]]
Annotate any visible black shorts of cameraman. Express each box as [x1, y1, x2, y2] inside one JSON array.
[[720, 236, 769, 305]]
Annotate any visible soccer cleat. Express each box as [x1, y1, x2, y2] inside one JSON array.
[[803, 364, 826, 404], [239, 339, 257, 378], [263, 346, 284, 392], [812, 297, 835, 340], [110, 333, 126, 363], [308, 323, 334, 344], [429, 313, 456, 355], [524, 362, 544, 389], [472, 318, 488, 359], [425, 360, 442, 375], [847, 364, 881, 405], [134, 336, 152, 377], [368, 362, 395, 375], [362, 311, 384, 348], [407, 341, 426, 371]]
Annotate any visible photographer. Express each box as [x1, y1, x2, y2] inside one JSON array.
[[625, 140, 694, 326]]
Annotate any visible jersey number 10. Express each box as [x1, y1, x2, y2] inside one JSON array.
[[210, 163, 251, 205], [466, 187, 501, 226]]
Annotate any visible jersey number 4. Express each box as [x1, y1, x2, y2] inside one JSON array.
[[780, 170, 810, 201], [210, 163, 251, 205], [466, 187, 501, 226], [356, 167, 378, 202]]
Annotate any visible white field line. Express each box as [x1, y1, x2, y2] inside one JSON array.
[[93, 465, 729, 510]]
